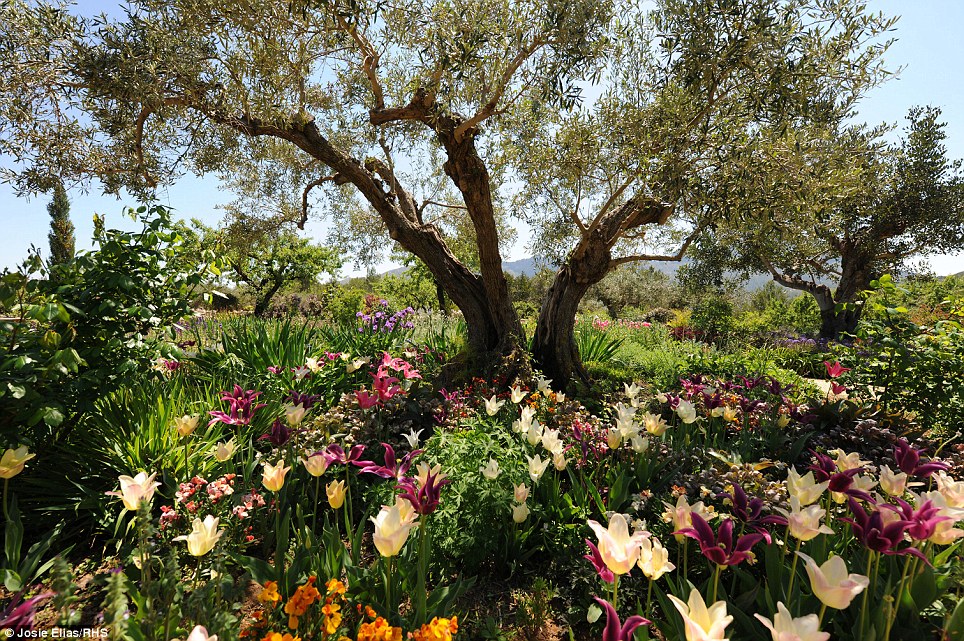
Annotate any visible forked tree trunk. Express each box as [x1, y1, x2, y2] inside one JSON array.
[[532, 198, 674, 388]]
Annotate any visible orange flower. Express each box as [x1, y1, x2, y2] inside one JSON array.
[[411, 616, 459, 641], [357, 616, 402, 641], [322, 603, 342, 635], [326, 578, 347, 596], [364, 606, 378, 619], [258, 581, 281, 606], [261, 633, 301, 641]]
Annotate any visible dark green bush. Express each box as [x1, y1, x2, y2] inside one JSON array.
[[0, 205, 213, 444]]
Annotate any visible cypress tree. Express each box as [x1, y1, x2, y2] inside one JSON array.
[[47, 180, 75, 266]]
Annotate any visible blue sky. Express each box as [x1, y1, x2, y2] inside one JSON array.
[[1, 0, 962, 276]]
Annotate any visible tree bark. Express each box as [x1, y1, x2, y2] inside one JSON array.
[[532, 197, 673, 388], [219, 111, 522, 362]]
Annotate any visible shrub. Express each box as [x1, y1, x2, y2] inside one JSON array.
[[690, 295, 735, 340], [0, 205, 213, 444]]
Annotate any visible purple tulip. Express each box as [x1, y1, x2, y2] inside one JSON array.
[[718, 483, 786, 537], [0, 591, 53, 631], [584, 540, 615, 584], [397, 467, 450, 515], [259, 419, 291, 447], [594, 597, 650, 641], [208, 384, 267, 427], [891, 497, 951, 542], [675, 514, 766, 567], [357, 443, 423, 481], [322, 443, 367, 467], [841, 498, 928, 560], [894, 439, 949, 478]]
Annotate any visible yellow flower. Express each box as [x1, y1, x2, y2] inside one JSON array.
[[174, 414, 200, 437], [412, 616, 459, 641], [0, 446, 35, 479], [262, 460, 291, 492], [325, 578, 346, 596], [357, 616, 402, 641], [637, 536, 675, 581], [326, 480, 346, 509], [587, 513, 649, 576], [258, 581, 281, 606]]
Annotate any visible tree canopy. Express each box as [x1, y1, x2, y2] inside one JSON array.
[[689, 107, 964, 338], [0, 0, 900, 384]]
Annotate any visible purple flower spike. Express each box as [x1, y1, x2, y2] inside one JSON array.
[[584, 540, 615, 584], [594, 597, 650, 641]]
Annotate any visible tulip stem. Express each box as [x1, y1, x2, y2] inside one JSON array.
[[711, 565, 721, 603], [416, 518, 429, 625], [786, 540, 802, 609], [313, 476, 320, 535], [817, 603, 827, 628], [612, 573, 620, 610], [2, 478, 8, 522], [645, 578, 654, 614]]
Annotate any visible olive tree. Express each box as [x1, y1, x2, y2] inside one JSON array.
[[0, 0, 896, 385]]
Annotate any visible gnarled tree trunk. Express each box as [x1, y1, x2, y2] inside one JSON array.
[[532, 197, 675, 388]]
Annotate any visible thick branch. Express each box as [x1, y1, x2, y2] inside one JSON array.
[[759, 255, 822, 294]]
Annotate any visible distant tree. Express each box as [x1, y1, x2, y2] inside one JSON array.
[[188, 220, 342, 317], [692, 108, 964, 339], [46, 180, 74, 266]]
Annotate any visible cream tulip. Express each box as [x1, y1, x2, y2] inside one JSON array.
[[371, 499, 417, 556], [527, 454, 550, 483], [484, 395, 505, 416], [637, 536, 675, 581], [796, 552, 869, 610], [787, 467, 829, 506], [775, 497, 834, 542], [667, 589, 732, 641], [261, 460, 290, 492], [178, 515, 223, 557], [512, 502, 530, 523], [510, 386, 526, 403], [284, 404, 308, 427], [514, 483, 529, 504], [0, 446, 35, 479], [326, 480, 347, 509], [186, 625, 218, 641], [662, 495, 715, 542], [552, 451, 567, 471], [174, 414, 200, 437], [586, 513, 649, 576], [109, 471, 160, 511], [755, 602, 829, 641], [212, 439, 236, 462], [676, 400, 698, 424], [879, 465, 909, 497], [642, 412, 669, 437], [480, 459, 501, 480], [301, 452, 329, 477]]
